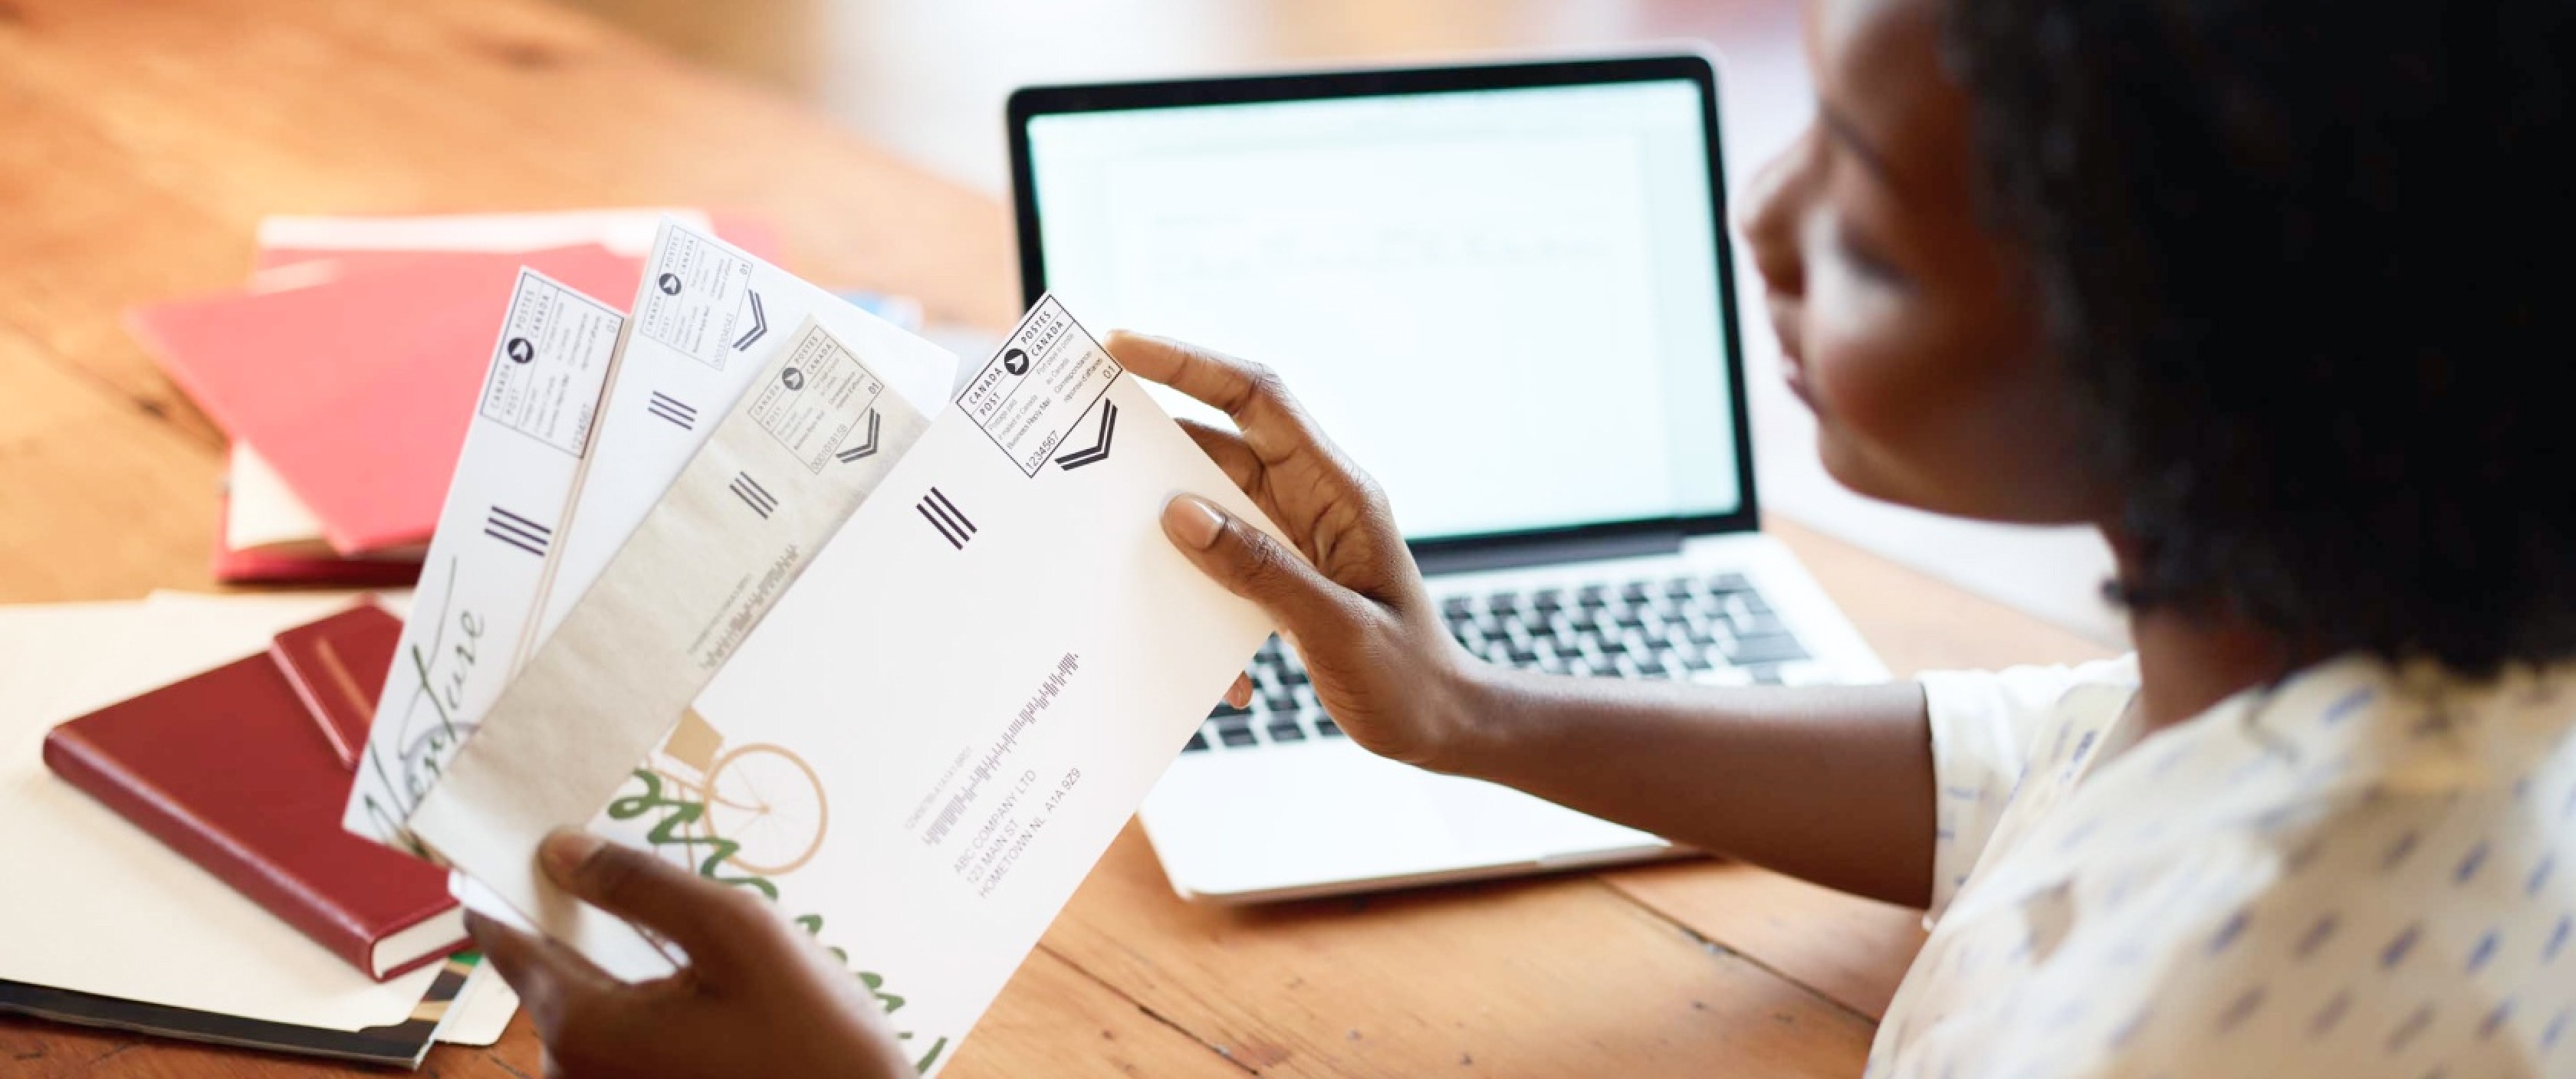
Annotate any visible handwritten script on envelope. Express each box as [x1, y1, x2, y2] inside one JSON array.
[[426, 297, 1286, 1074]]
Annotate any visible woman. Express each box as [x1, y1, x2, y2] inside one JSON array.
[[467, 0, 2576, 1073]]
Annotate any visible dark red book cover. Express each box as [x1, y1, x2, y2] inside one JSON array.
[[270, 603, 403, 769], [41, 616, 462, 981]]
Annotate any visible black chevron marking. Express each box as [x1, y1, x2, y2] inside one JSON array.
[[1054, 399, 1120, 470], [835, 409, 882, 464], [731, 290, 767, 351]]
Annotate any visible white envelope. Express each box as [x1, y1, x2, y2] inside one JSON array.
[[659, 300, 1281, 1069]]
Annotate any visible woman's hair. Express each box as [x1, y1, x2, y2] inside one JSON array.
[[1947, 0, 2576, 675]]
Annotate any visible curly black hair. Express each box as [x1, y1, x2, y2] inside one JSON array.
[[1946, 0, 2576, 676]]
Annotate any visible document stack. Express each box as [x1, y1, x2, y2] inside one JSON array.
[[123, 210, 777, 585], [319, 215, 1286, 1074]]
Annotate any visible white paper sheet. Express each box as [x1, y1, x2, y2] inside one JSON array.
[[0, 600, 447, 1031]]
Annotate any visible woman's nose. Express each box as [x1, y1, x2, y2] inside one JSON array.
[[1737, 126, 1814, 296]]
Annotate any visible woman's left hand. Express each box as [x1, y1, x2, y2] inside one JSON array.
[[467, 831, 918, 1079]]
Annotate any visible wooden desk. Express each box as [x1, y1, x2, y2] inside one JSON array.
[[0, 0, 2113, 1073]]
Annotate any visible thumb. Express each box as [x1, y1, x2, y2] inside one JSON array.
[[538, 831, 779, 977], [1162, 494, 1355, 640]]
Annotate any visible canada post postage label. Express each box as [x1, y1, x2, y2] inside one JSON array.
[[422, 298, 1284, 1074], [526, 218, 955, 653], [654, 298, 1280, 1071], [409, 316, 932, 976], [343, 269, 623, 852]]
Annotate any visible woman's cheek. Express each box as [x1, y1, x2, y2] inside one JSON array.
[[1801, 256, 1922, 448]]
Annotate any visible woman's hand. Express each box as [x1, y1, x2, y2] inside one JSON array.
[[1111, 332, 1487, 769], [467, 831, 918, 1079]]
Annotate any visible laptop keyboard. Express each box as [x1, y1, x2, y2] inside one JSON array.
[[1185, 572, 1817, 753]]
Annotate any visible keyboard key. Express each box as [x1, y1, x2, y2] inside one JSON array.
[[1707, 572, 1753, 595], [1487, 590, 1520, 612], [1316, 717, 1346, 737], [1263, 692, 1297, 714], [1727, 632, 1812, 665], [1217, 724, 1260, 747], [1211, 701, 1250, 720], [1664, 576, 1697, 599], [1577, 585, 1610, 608], [1620, 582, 1651, 605], [1267, 720, 1307, 743], [1533, 589, 1565, 614], [1280, 664, 1310, 686], [1184, 730, 1211, 753], [1747, 664, 1786, 686]]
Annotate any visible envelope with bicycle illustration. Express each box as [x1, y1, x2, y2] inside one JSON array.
[[409, 297, 1286, 1074]]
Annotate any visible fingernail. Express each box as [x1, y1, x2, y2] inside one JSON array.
[[1162, 495, 1225, 550], [540, 831, 604, 879]]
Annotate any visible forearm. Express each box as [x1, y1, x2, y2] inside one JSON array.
[[1431, 666, 1936, 908]]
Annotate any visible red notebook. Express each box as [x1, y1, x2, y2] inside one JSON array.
[[270, 602, 405, 769], [42, 604, 462, 981], [132, 244, 644, 555]]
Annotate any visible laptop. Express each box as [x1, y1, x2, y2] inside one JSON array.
[[1007, 54, 1888, 903]]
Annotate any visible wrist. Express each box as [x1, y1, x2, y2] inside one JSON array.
[[1414, 645, 1536, 780]]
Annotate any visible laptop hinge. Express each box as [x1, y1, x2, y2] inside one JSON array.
[[1411, 529, 1687, 576]]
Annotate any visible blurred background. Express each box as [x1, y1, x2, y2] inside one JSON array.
[[557, 0, 2126, 645]]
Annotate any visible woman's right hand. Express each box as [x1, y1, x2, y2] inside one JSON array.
[[1109, 332, 1487, 770]]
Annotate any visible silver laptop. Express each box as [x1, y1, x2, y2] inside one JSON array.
[[1008, 54, 1888, 903]]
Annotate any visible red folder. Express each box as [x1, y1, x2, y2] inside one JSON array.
[[133, 244, 644, 556], [42, 604, 462, 981]]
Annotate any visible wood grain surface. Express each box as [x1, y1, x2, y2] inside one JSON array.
[[0, 1, 2111, 1073]]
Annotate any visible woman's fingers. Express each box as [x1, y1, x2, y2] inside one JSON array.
[[1106, 332, 1322, 463], [537, 831, 783, 979], [465, 911, 617, 1043], [1161, 495, 1359, 641], [1175, 418, 1261, 491], [1225, 672, 1255, 709]]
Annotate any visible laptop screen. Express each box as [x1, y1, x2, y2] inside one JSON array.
[[1021, 74, 1745, 544]]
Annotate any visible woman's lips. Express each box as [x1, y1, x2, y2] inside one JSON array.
[[1781, 353, 1819, 412]]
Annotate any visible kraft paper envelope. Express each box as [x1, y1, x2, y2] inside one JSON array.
[[413, 297, 1286, 1073]]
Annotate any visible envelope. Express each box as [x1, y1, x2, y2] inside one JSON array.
[[421, 299, 1284, 1072]]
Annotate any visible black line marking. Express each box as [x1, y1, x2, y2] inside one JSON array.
[[647, 391, 698, 430], [836, 409, 882, 464], [730, 474, 777, 519], [484, 526, 545, 556], [1055, 399, 1120, 470], [731, 290, 767, 351], [916, 501, 964, 549], [489, 506, 552, 538], [926, 487, 974, 535]]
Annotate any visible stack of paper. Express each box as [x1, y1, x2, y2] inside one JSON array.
[[123, 210, 780, 585], [334, 216, 1290, 1074], [0, 591, 517, 1067]]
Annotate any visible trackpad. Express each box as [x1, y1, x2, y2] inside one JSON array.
[[1425, 772, 1663, 862]]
